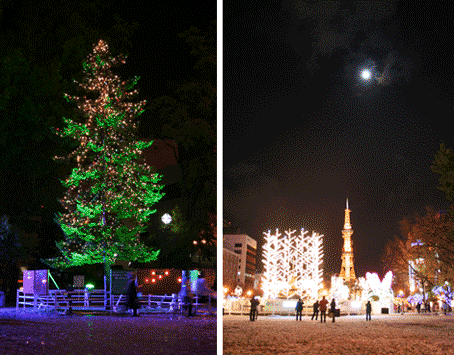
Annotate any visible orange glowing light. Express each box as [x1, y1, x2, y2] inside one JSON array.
[[151, 271, 156, 275], [178, 278, 182, 283], [152, 279, 156, 283], [164, 271, 169, 275]]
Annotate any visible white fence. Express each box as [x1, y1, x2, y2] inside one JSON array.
[[16, 289, 216, 316]]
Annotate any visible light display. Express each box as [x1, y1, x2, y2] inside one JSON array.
[[262, 228, 323, 300], [43, 40, 164, 271], [358, 271, 394, 305], [234, 285, 243, 297], [330, 275, 350, 303]]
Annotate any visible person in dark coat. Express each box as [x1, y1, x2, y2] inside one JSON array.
[[183, 278, 194, 317], [330, 298, 336, 323], [311, 300, 319, 320], [295, 298, 304, 321], [366, 300, 372, 321], [249, 296, 259, 321], [319, 296, 329, 323], [125, 274, 141, 317]]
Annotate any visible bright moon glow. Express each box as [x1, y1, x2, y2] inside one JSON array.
[[361, 70, 371, 80]]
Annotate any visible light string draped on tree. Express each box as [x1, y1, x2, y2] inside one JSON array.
[[43, 39, 164, 270]]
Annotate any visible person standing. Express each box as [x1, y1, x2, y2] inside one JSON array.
[[250, 295, 258, 321], [125, 273, 141, 317], [295, 298, 304, 321], [366, 300, 372, 321], [311, 300, 319, 321], [183, 279, 194, 317], [319, 296, 328, 323], [330, 298, 336, 323]]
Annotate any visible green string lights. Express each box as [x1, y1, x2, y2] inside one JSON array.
[[43, 40, 164, 270]]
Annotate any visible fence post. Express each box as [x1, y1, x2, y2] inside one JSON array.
[[33, 294, 37, 311]]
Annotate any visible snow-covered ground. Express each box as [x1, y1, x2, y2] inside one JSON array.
[[223, 313, 454, 354], [0, 307, 216, 355]]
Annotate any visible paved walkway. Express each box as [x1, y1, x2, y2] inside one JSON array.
[[0, 308, 216, 355]]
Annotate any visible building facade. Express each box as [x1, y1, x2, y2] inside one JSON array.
[[223, 234, 257, 291], [223, 248, 240, 292]]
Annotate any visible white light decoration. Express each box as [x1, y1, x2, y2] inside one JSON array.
[[234, 285, 243, 297], [330, 275, 350, 302], [262, 228, 323, 300], [359, 271, 394, 306]]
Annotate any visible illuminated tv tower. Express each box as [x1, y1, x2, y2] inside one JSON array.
[[339, 198, 356, 283]]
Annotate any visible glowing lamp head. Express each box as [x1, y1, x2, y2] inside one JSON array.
[[161, 213, 172, 225], [361, 69, 371, 80]]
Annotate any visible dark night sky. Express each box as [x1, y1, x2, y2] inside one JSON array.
[[223, 1, 454, 278], [2, 0, 216, 105]]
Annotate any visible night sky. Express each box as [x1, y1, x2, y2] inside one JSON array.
[[223, 1, 454, 278], [1, 0, 216, 95]]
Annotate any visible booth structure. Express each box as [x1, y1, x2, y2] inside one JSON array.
[[23, 270, 49, 295]]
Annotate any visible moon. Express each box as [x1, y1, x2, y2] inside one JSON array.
[[361, 69, 371, 80]]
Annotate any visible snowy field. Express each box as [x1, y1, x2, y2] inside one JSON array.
[[0, 308, 216, 355], [223, 313, 454, 355]]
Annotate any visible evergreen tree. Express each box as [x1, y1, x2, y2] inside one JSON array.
[[43, 40, 164, 278], [145, 21, 217, 257]]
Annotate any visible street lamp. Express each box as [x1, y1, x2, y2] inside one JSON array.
[[161, 213, 172, 225]]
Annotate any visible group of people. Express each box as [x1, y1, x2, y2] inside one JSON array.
[[307, 297, 372, 322], [250, 295, 374, 322], [304, 296, 337, 323]]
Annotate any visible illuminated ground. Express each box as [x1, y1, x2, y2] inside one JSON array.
[[0, 308, 216, 355], [223, 313, 454, 354]]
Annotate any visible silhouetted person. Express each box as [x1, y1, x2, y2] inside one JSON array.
[[295, 298, 304, 321], [366, 301, 372, 321], [416, 302, 421, 314], [311, 300, 319, 320], [125, 274, 141, 317], [250, 296, 259, 321], [319, 296, 328, 323], [183, 279, 194, 317], [330, 298, 336, 323]]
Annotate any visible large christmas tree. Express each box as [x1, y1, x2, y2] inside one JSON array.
[[43, 40, 164, 275]]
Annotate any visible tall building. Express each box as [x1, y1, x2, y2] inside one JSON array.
[[223, 234, 257, 291], [339, 199, 356, 283], [223, 248, 240, 292]]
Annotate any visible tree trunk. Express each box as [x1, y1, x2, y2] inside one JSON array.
[[104, 260, 112, 310]]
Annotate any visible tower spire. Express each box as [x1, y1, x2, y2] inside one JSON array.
[[339, 199, 356, 283]]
